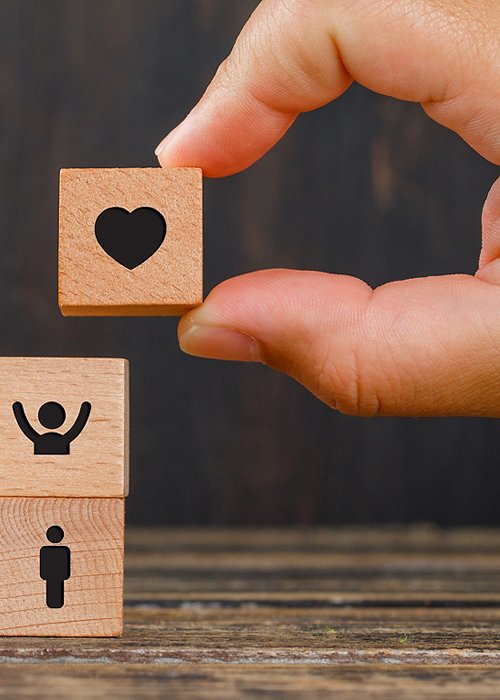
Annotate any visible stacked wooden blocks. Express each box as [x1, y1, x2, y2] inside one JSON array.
[[0, 357, 129, 636], [0, 167, 202, 637]]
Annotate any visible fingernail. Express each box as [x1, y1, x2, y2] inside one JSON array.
[[179, 323, 261, 362], [154, 123, 182, 158]]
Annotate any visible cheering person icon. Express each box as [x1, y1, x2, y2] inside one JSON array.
[[13, 400, 91, 455]]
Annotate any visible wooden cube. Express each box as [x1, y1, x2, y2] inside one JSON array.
[[58, 167, 203, 316], [0, 357, 128, 498], [0, 497, 124, 636]]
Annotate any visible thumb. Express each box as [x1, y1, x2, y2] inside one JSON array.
[[178, 269, 500, 417]]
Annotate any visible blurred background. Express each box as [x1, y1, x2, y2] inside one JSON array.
[[1, 0, 498, 526]]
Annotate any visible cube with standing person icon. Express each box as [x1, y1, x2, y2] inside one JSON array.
[[0, 357, 129, 636]]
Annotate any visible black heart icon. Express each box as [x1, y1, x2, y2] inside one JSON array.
[[94, 207, 166, 269]]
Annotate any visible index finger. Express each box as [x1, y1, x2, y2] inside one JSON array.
[[155, 0, 500, 177]]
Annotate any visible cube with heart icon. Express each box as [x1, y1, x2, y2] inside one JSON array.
[[58, 168, 202, 315]]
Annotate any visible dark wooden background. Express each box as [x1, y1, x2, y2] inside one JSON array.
[[0, 0, 498, 526]]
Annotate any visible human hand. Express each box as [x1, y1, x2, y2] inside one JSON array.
[[156, 0, 500, 417]]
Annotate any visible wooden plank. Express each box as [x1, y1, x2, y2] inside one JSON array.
[[124, 526, 500, 553], [59, 168, 203, 316], [0, 357, 128, 497], [2, 663, 500, 700], [0, 497, 124, 637], [3, 604, 500, 660], [123, 526, 500, 598]]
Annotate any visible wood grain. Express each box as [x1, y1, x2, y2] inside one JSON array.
[[0, 664, 499, 700], [58, 167, 203, 316], [0, 497, 124, 637], [0, 357, 128, 497], [2, 526, 500, 696]]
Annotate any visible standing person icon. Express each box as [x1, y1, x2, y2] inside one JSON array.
[[12, 401, 91, 455], [40, 526, 71, 609]]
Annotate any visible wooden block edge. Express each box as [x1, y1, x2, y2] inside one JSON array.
[[59, 302, 202, 317]]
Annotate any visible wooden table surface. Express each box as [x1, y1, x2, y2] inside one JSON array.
[[2, 526, 500, 698]]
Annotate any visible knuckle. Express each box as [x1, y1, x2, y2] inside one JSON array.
[[211, 56, 234, 92], [312, 340, 383, 417]]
